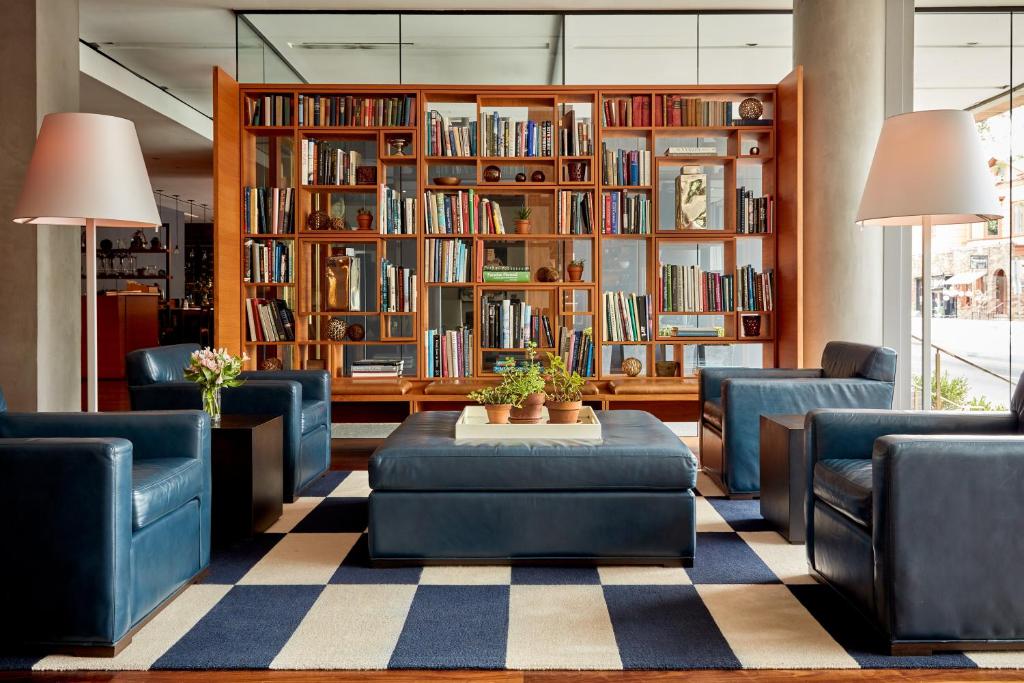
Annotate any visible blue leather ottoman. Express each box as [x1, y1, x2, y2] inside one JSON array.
[[368, 410, 697, 566]]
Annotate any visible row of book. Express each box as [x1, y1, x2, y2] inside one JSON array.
[[481, 266, 529, 284], [244, 239, 293, 284], [559, 327, 595, 377], [660, 265, 735, 313], [243, 187, 295, 234], [481, 113, 554, 157], [297, 94, 415, 128], [603, 291, 652, 342], [602, 191, 650, 234], [560, 110, 593, 156], [246, 95, 292, 127], [425, 327, 473, 378], [301, 141, 364, 186], [737, 266, 774, 311], [245, 298, 295, 342], [736, 188, 773, 234], [379, 185, 416, 234], [425, 111, 477, 157], [351, 359, 404, 379], [557, 191, 594, 235], [602, 96, 651, 127], [424, 190, 507, 234], [480, 298, 555, 349], [426, 239, 471, 283], [654, 96, 736, 127], [602, 146, 651, 186], [380, 259, 416, 313]]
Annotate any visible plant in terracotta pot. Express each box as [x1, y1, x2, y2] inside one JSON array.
[[467, 385, 514, 424], [500, 343, 546, 424], [544, 352, 586, 424], [514, 207, 532, 235], [356, 207, 374, 231], [567, 258, 585, 282]]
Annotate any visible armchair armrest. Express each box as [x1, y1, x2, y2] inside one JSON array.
[[240, 370, 330, 403], [699, 367, 822, 403], [0, 438, 133, 644], [871, 435, 1024, 640]]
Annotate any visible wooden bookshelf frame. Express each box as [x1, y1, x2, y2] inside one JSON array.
[[213, 70, 803, 419]]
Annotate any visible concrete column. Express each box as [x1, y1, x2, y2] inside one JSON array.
[[794, 0, 886, 363], [0, 0, 80, 411]]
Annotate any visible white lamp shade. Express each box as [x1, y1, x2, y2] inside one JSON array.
[[13, 112, 160, 227], [856, 109, 1001, 227]]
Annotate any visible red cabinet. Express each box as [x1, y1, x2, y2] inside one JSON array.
[[81, 294, 160, 379]]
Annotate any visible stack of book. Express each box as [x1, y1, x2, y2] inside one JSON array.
[[243, 187, 294, 234], [297, 94, 415, 127], [244, 298, 295, 342], [426, 239, 471, 282], [602, 96, 651, 127], [602, 145, 650, 186], [379, 185, 416, 234], [301, 141, 363, 186], [246, 95, 291, 126], [424, 190, 506, 234], [735, 187, 773, 234], [661, 265, 734, 312], [603, 292, 652, 342], [425, 328, 473, 378], [560, 110, 593, 155], [737, 266, 775, 311], [481, 112, 553, 157], [351, 359, 404, 379], [559, 327, 595, 377], [654, 96, 734, 127], [481, 297, 554, 349], [380, 259, 416, 313], [557, 191, 594, 235], [668, 326, 726, 338], [425, 110, 477, 157], [602, 191, 650, 234], [244, 239, 293, 284], [482, 266, 529, 284]]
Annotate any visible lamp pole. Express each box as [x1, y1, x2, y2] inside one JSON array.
[[85, 217, 98, 412], [921, 214, 932, 409]]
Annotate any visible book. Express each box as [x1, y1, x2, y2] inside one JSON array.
[[480, 296, 553, 348], [424, 190, 505, 234], [243, 187, 294, 234], [245, 298, 295, 342], [425, 110, 476, 157], [426, 239, 471, 282], [481, 112, 553, 157], [602, 191, 650, 234], [735, 186, 774, 234], [380, 258, 416, 313], [602, 96, 651, 127], [603, 292, 652, 342], [558, 327, 595, 377], [482, 267, 530, 284], [559, 109, 593, 156], [298, 94, 415, 127], [737, 266, 774, 311], [664, 146, 718, 156], [602, 145, 650, 186], [244, 239, 293, 284], [661, 264, 734, 313], [425, 327, 473, 377], [379, 185, 416, 234], [671, 327, 724, 338], [557, 191, 594, 235], [246, 95, 292, 126], [654, 96, 733, 127], [301, 140, 364, 186]]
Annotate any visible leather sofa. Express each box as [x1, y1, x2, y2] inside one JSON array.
[[126, 344, 330, 502], [699, 341, 896, 496], [806, 387, 1024, 654], [0, 393, 210, 654]]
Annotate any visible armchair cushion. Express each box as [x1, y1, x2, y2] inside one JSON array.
[[813, 459, 873, 528], [132, 457, 205, 531], [126, 344, 199, 385], [300, 399, 330, 436], [702, 399, 723, 431], [820, 341, 897, 382]]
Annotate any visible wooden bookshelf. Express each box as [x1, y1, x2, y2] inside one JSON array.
[[213, 70, 803, 419]]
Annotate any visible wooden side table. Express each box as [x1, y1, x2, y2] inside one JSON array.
[[211, 414, 283, 546], [759, 414, 807, 544]]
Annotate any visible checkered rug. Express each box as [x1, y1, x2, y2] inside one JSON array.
[[5, 470, 1023, 672]]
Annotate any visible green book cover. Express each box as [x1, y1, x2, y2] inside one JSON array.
[[482, 270, 530, 283]]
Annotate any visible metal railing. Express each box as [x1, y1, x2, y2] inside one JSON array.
[[911, 334, 1013, 410]]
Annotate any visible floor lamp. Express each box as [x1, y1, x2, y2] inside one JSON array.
[[13, 113, 160, 412], [856, 109, 1000, 408]]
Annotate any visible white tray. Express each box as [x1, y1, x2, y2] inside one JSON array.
[[455, 406, 602, 441]]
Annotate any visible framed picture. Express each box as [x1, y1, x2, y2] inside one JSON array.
[[675, 166, 707, 230]]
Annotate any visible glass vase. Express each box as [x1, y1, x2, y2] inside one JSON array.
[[202, 385, 222, 427]]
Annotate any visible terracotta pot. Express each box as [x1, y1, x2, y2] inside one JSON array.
[[356, 213, 373, 231], [484, 404, 512, 424], [509, 391, 545, 424], [567, 264, 584, 281], [514, 219, 531, 234], [547, 400, 582, 424]]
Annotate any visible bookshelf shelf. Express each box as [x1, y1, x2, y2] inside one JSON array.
[[218, 76, 800, 397]]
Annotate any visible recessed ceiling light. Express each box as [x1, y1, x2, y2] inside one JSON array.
[[967, 41, 979, 46], [746, 43, 758, 47]]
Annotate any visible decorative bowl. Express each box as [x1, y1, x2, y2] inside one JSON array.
[[433, 176, 461, 186]]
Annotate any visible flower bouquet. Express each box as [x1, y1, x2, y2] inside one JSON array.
[[183, 347, 248, 426]]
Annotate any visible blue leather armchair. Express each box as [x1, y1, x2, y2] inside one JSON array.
[[806, 382, 1024, 654], [0, 395, 210, 654], [126, 344, 331, 502], [699, 341, 896, 496]]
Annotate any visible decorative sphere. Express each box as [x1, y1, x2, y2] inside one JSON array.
[[346, 323, 366, 341], [535, 266, 560, 283], [483, 165, 501, 182], [621, 357, 643, 377], [326, 318, 348, 341], [530, 170, 545, 182], [749, 146, 760, 156], [307, 209, 332, 231], [515, 172, 527, 182], [738, 97, 763, 121], [261, 357, 284, 371]]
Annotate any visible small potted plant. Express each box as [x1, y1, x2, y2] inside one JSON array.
[[183, 347, 248, 427], [356, 207, 374, 231], [567, 258, 585, 282], [545, 353, 586, 424], [467, 385, 513, 424], [500, 343, 546, 424], [514, 207, 532, 234]]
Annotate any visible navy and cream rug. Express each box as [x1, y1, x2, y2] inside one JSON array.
[[4, 470, 1022, 672]]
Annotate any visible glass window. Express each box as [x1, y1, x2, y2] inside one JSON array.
[[237, 16, 304, 84], [696, 14, 793, 84], [564, 15, 697, 84]]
